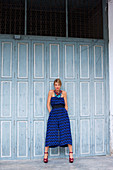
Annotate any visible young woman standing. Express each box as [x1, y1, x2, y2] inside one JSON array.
[[43, 78, 74, 163]]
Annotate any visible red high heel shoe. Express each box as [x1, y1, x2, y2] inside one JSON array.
[[43, 151, 48, 163], [69, 152, 74, 163]]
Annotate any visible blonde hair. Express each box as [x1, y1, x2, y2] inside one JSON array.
[[54, 78, 62, 86]]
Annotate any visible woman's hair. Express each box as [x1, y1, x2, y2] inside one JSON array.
[[54, 78, 62, 86]]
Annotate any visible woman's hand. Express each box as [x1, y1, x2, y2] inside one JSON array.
[[65, 108, 68, 111]]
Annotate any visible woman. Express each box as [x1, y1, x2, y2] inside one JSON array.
[[43, 78, 74, 163]]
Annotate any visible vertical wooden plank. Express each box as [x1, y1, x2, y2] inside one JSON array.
[[15, 40, 30, 159], [92, 41, 106, 156], [0, 40, 15, 160], [31, 40, 46, 159], [78, 42, 91, 157], [63, 42, 76, 157]]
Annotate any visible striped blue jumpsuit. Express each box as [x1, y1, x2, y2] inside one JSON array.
[[45, 91, 72, 148]]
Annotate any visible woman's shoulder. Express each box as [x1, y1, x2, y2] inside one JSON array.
[[48, 90, 54, 94], [62, 90, 67, 95], [61, 90, 66, 93]]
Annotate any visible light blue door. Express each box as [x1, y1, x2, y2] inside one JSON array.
[[0, 37, 109, 160], [0, 40, 15, 159], [76, 42, 107, 157]]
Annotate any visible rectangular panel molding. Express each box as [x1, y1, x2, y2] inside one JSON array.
[[1, 81, 12, 117], [34, 82, 44, 117], [1, 121, 11, 157], [80, 119, 90, 155], [17, 82, 28, 117], [34, 43, 44, 78], [34, 121, 44, 156], [80, 45, 89, 78], [65, 44, 75, 78], [94, 45, 103, 78], [65, 82, 75, 116], [50, 44, 60, 78], [94, 82, 104, 115], [1, 42, 12, 78], [80, 82, 90, 116], [95, 119, 104, 153], [17, 121, 28, 157], [18, 43, 28, 78]]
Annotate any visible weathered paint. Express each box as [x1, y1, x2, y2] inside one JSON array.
[[0, 35, 109, 160]]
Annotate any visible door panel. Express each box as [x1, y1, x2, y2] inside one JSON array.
[[31, 40, 46, 159], [15, 41, 30, 159]]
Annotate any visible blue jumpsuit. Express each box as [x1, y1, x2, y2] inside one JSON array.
[[45, 92, 72, 148]]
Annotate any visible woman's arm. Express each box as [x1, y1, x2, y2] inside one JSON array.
[[47, 90, 52, 113], [64, 91, 68, 111]]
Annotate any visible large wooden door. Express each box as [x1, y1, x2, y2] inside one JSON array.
[[0, 37, 109, 160]]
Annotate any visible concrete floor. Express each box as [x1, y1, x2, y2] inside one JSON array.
[[0, 155, 113, 170]]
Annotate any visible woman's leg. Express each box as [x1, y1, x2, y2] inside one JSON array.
[[44, 146, 49, 158], [68, 144, 73, 158]]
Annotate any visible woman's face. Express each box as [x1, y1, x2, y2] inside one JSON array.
[[54, 82, 61, 91]]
